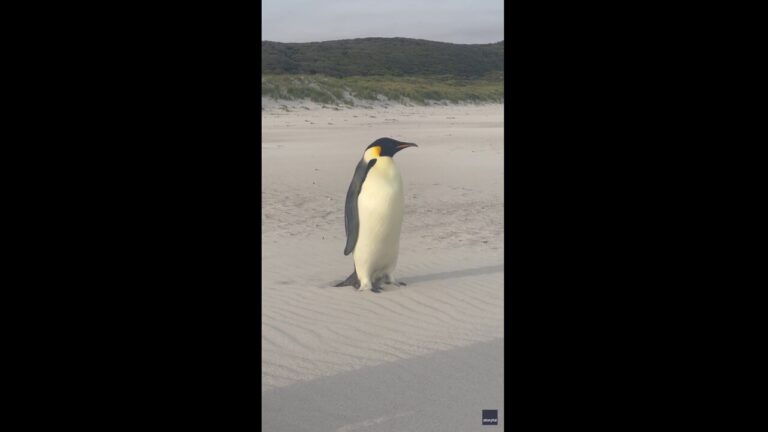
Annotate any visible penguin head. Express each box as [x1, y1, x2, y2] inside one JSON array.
[[363, 137, 418, 161]]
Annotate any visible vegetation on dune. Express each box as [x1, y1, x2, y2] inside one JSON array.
[[261, 74, 503, 105]]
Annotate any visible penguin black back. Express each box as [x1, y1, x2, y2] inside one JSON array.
[[343, 158, 377, 255]]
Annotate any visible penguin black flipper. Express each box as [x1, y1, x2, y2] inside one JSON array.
[[343, 158, 377, 256]]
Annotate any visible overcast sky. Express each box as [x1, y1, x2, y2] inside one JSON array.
[[262, 0, 503, 44]]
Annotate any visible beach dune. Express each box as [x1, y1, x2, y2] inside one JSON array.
[[262, 101, 504, 431]]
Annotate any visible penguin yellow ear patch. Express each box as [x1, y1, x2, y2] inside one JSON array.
[[365, 146, 381, 160]]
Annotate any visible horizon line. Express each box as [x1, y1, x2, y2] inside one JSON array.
[[261, 36, 504, 45]]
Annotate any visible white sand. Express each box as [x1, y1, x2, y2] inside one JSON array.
[[262, 100, 504, 431]]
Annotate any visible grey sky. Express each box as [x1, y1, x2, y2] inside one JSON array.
[[262, 0, 503, 44]]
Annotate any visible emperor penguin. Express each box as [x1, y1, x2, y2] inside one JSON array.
[[335, 137, 418, 292]]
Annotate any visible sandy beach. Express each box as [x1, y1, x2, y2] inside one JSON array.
[[262, 100, 504, 431]]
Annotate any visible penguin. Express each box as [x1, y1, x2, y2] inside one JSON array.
[[335, 137, 417, 292]]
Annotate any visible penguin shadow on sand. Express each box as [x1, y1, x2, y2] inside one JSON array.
[[327, 264, 504, 293]]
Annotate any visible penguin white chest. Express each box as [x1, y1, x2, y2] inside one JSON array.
[[354, 157, 404, 281]]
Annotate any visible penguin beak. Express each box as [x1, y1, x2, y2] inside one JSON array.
[[395, 142, 418, 151]]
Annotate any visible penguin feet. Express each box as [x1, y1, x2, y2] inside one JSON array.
[[357, 286, 383, 293], [381, 274, 407, 287], [357, 280, 374, 292], [358, 279, 384, 293]]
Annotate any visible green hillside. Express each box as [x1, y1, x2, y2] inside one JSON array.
[[261, 38, 504, 105], [262, 38, 503, 79]]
